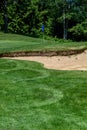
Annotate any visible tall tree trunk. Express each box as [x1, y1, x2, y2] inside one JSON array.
[[63, 8, 67, 39], [4, 0, 8, 33]]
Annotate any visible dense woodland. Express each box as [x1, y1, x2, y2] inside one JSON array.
[[0, 0, 87, 41]]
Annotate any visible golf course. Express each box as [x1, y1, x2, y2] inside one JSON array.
[[0, 33, 87, 130]]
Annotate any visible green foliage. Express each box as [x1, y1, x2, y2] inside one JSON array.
[[69, 20, 87, 41], [0, 0, 87, 41]]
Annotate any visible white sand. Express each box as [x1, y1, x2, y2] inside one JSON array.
[[8, 50, 87, 70]]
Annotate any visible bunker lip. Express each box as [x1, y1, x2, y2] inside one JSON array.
[[0, 48, 86, 57], [3, 50, 87, 71]]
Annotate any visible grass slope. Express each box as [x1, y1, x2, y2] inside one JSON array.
[[0, 32, 87, 54], [0, 58, 87, 130]]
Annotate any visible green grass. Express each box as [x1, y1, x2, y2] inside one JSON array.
[[0, 58, 87, 130], [0, 33, 87, 129], [0, 32, 87, 54]]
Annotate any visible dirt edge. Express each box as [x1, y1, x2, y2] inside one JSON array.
[[0, 48, 86, 57]]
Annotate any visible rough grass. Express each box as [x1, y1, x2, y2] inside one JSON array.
[[0, 32, 87, 54], [0, 58, 87, 130]]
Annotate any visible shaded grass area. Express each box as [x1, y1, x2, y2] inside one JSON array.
[[0, 32, 87, 54], [0, 58, 87, 130]]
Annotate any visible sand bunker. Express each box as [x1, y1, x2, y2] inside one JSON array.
[[7, 50, 87, 70]]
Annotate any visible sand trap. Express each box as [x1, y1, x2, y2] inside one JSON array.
[[7, 50, 87, 70]]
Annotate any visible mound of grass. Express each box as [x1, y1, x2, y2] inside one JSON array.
[[0, 58, 87, 130], [0, 32, 87, 54]]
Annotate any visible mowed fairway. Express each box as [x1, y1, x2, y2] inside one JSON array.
[[0, 58, 87, 130]]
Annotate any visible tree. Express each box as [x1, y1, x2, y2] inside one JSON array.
[[0, 0, 87, 41]]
